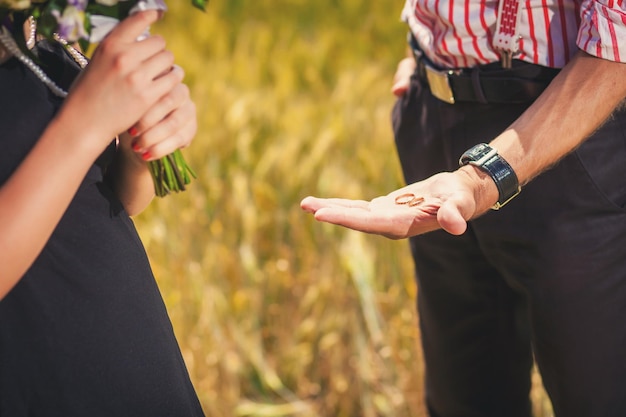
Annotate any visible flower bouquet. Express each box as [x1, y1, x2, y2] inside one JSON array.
[[0, 0, 206, 197]]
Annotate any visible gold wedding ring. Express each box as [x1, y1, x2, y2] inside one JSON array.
[[394, 193, 416, 205], [394, 193, 424, 207]]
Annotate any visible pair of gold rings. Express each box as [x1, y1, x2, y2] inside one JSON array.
[[394, 193, 424, 207]]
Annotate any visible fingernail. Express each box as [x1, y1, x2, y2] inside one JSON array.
[[128, 127, 138, 137], [141, 151, 151, 161], [131, 140, 141, 152]]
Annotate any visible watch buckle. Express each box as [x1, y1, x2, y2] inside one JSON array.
[[491, 186, 522, 210]]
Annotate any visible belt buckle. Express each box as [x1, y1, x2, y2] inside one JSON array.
[[425, 65, 455, 104]]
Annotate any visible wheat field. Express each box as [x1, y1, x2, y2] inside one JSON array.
[[137, 1, 553, 416]]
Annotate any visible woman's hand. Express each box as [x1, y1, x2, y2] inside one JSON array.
[[301, 169, 491, 239], [123, 68, 197, 161], [59, 10, 183, 151], [111, 70, 197, 214]]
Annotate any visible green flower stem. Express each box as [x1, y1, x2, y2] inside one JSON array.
[[148, 150, 196, 197]]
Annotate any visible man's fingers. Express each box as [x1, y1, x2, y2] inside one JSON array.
[[313, 207, 389, 235], [391, 80, 410, 97], [391, 57, 416, 97], [437, 200, 468, 235], [300, 196, 370, 213]]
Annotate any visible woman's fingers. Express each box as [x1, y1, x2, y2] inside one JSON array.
[[129, 83, 197, 160], [104, 10, 161, 44], [138, 111, 197, 161], [135, 45, 175, 82], [141, 64, 186, 107], [92, 12, 164, 68], [130, 73, 188, 135]]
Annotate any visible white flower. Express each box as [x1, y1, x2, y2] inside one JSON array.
[[89, 14, 119, 43], [130, 0, 167, 13], [90, 0, 167, 43]]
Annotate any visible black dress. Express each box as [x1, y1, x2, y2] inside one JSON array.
[[0, 40, 205, 416]]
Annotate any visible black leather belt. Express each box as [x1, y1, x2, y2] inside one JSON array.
[[409, 34, 560, 104]]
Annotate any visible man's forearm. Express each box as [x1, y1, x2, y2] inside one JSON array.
[[495, 51, 626, 185], [461, 51, 626, 213]]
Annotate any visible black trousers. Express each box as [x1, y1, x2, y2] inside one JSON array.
[[392, 68, 626, 417]]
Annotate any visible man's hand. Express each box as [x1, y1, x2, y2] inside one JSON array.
[[301, 170, 483, 239], [391, 57, 416, 97]]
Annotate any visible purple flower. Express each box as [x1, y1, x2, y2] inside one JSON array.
[[52, 6, 87, 42], [67, 0, 87, 11]]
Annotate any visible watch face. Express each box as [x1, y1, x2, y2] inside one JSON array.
[[460, 143, 491, 165], [470, 143, 490, 158], [459, 143, 521, 210]]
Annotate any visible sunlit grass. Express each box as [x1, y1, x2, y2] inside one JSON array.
[[134, 1, 553, 416]]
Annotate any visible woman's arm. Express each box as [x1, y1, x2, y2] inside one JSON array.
[[0, 11, 185, 297], [106, 132, 157, 216]]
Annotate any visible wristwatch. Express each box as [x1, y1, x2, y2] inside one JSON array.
[[459, 143, 521, 210]]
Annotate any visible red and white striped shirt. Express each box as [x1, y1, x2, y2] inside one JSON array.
[[401, 0, 626, 68]]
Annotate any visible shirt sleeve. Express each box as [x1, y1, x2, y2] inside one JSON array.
[[577, 0, 626, 62]]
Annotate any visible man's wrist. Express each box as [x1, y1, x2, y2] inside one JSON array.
[[456, 164, 499, 215], [459, 143, 521, 210]]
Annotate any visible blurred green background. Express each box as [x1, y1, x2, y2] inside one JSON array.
[[140, 1, 552, 416]]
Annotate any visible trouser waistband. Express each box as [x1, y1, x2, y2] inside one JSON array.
[[408, 33, 561, 104]]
